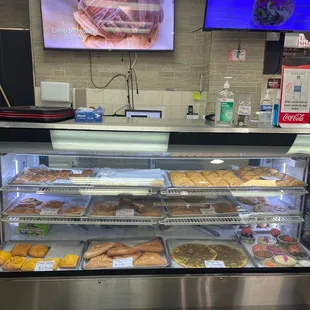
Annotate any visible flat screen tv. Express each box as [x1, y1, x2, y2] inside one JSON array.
[[40, 0, 175, 51], [203, 0, 310, 32]]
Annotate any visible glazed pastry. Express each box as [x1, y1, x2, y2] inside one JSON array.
[[11, 244, 32, 257], [0, 250, 12, 266], [84, 242, 115, 260], [2, 256, 27, 271], [21, 258, 43, 271], [59, 254, 79, 268], [28, 245, 50, 258], [134, 252, 167, 266]]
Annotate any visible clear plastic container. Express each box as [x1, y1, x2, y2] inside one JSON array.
[[234, 95, 252, 127]]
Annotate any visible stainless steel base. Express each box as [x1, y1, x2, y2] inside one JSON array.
[[1, 273, 310, 310]]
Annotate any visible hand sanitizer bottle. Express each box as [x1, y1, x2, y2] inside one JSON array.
[[259, 90, 273, 128], [215, 77, 234, 126]]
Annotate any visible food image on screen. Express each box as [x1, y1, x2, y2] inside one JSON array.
[[40, 0, 174, 51], [204, 0, 310, 31]]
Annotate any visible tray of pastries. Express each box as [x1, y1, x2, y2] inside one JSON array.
[[166, 238, 253, 268], [4, 194, 91, 217], [9, 167, 94, 186], [163, 197, 247, 217], [86, 197, 164, 219], [82, 238, 168, 269], [0, 240, 84, 272], [236, 166, 307, 187], [168, 170, 244, 188]]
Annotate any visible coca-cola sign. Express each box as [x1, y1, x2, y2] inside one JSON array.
[[282, 113, 305, 122]]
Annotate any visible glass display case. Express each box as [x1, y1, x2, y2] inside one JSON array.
[[0, 119, 310, 310]]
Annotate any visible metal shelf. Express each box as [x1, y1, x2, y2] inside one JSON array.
[[159, 215, 304, 226]]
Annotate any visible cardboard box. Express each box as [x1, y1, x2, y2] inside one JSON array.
[[75, 107, 104, 123]]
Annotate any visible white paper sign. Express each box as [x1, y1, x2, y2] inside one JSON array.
[[54, 179, 72, 184], [35, 261, 54, 272], [113, 257, 133, 268], [116, 209, 134, 217], [205, 260, 225, 268], [180, 191, 188, 196], [40, 208, 59, 216], [72, 170, 83, 175], [200, 208, 215, 215], [261, 176, 280, 181]]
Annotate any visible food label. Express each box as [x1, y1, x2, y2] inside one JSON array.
[[205, 260, 225, 268], [116, 209, 135, 217], [180, 191, 188, 196], [71, 170, 83, 175], [54, 179, 72, 184], [113, 257, 133, 268], [261, 176, 280, 181], [34, 261, 54, 272], [238, 105, 251, 116], [40, 208, 59, 216], [200, 208, 215, 215]]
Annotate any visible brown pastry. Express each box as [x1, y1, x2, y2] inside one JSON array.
[[2, 256, 27, 271], [169, 206, 202, 216], [107, 245, 141, 257], [213, 203, 237, 214], [17, 198, 42, 208], [111, 243, 127, 248], [111, 252, 142, 262], [21, 258, 43, 272], [140, 208, 161, 217], [11, 244, 32, 257], [134, 239, 164, 253], [41, 200, 64, 209], [45, 258, 61, 271], [0, 250, 12, 266], [134, 252, 167, 266], [59, 254, 79, 268], [85, 255, 113, 269], [8, 207, 35, 215], [28, 245, 50, 258], [61, 206, 85, 215], [209, 178, 229, 187], [238, 197, 268, 206], [84, 242, 115, 260]]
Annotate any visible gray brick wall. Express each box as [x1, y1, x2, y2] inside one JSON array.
[[0, 0, 30, 28]]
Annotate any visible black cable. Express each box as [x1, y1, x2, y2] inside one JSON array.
[[88, 52, 127, 89], [129, 52, 134, 110], [132, 69, 139, 94]]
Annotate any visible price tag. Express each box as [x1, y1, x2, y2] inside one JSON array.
[[40, 208, 59, 216], [116, 209, 134, 217], [54, 179, 72, 184], [72, 170, 83, 175], [261, 176, 280, 181], [35, 261, 54, 272], [205, 260, 225, 268], [200, 208, 215, 215], [113, 257, 133, 268], [180, 191, 188, 196]]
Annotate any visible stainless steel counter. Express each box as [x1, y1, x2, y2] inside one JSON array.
[[0, 118, 309, 133]]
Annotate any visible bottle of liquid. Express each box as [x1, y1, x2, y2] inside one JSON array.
[[272, 90, 280, 127], [215, 77, 234, 126], [259, 90, 273, 128], [234, 95, 252, 127], [293, 76, 302, 99]]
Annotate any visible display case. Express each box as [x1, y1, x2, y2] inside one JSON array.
[[1, 119, 310, 310]]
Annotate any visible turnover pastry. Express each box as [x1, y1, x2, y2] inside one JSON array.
[[134, 239, 164, 253], [16, 198, 42, 208], [84, 242, 115, 260], [61, 206, 85, 215], [11, 244, 32, 257], [41, 200, 64, 209], [111, 252, 142, 263], [45, 258, 61, 271], [85, 255, 113, 269], [59, 254, 79, 268], [2, 256, 27, 271], [28, 245, 50, 258], [0, 250, 12, 266], [238, 197, 268, 206], [134, 252, 167, 266], [107, 245, 141, 257], [21, 258, 43, 271], [7, 207, 35, 215], [213, 203, 237, 214]]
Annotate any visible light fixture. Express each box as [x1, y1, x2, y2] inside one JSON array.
[[210, 159, 224, 165]]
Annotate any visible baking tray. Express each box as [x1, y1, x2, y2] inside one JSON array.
[[3, 193, 91, 217], [166, 238, 254, 268], [81, 237, 169, 270], [86, 196, 165, 220], [8, 167, 96, 187], [167, 170, 244, 189], [0, 240, 84, 272], [163, 197, 248, 218]]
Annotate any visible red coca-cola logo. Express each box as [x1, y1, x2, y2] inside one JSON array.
[[283, 113, 305, 122]]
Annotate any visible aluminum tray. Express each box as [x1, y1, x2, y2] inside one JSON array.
[[81, 237, 169, 270], [0, 240, 84, 272], [8, 167, 96, 187], [86, 196, 165, 220], [3, 193, 91, 218], [166, 238, 255, 268]]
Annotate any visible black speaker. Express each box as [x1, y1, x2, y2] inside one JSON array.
[[0, 29, 35, 107]]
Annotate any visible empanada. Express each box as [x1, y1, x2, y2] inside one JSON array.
[[11, 244, 32, 257], [85, 255, 113, 269], [21, 258, 43, 271], [59, 254, 79, 268], [28, 245, 50, 258], [134, 239, 164, 253], [0, 250, 12, 266], [134, 252, 167, 266], [2, 256, 27, 271], [84, 242, 115, 260]]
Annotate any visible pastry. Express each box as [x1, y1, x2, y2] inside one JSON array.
[[134, 252, 167, 266], [171, 244, 217, 268], [90, 201, 117, 216], [11, 244, 32, 257], [253, 204, 286, 213], [169, 206, 202, 216], [28, 245, 50, 258], [213, 203, 237, 214], [2, 256, 27, 271], [21, 258, 43, 271], [8, 207, 35, 215], [61, 206, 85, 215], [59, 254, 79, 268], [111, 243, 126, 248], [0, 250, 12, 266], [45, 258, 61, 271], [238, 197, 268, 206], [209, 178, 229, 187], [134, 239, 164, 253], [84, 242, 115, 260], [112, 252, 142, 263], [107, 245, 141, 257], [17, 198, 42, 208], [41, 200, 64, 209], [209, 245, 248, 268], [140, 208, 161, 217], [85, 255, 113, 269]]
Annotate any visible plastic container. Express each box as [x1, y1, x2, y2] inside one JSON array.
[[277, 235, 298, 249], [257, 236, 277, 249]]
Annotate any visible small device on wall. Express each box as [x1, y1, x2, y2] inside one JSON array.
[[125, 110, 162, 119]]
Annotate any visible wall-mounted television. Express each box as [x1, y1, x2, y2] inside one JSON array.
[[40, 0, 175, 51], [203, 0, 310, 32]]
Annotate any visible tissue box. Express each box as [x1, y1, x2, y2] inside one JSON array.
[[75, 107, 104, 123]]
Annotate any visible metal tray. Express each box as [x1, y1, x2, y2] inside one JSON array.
[[166, 238, 255, 268], [3, 193, 92, 217], [0, 240, 84, 272], [8, 167, 96, 187], [86, 196, 165, 220], [81, 237, 169, 270]]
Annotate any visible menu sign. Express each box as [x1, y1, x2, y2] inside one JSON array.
[[279, 65, 310, 124]]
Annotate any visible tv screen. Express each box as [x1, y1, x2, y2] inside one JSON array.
[[204, 0, 310, 32], [40, 0, 175, 51]]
